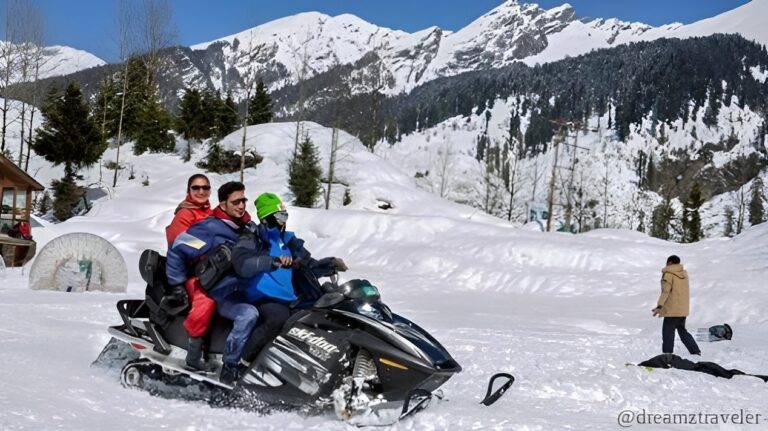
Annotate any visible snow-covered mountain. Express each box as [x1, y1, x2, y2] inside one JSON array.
[[0, 41, 105, 80], [8, 1, 767, 241], [182, 0, 768, 95], [38, 45, 106, 78]]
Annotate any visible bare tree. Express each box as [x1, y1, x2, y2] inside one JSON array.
[[545, 127, 564, 232], [504, 117, 525, 221], [287, 31, 313, 158], [136, 0, 176, 85], [434, 136, 456, 199], [236, 31, 262, 182], [0, 0, 22, 153], [477, 140, 503, 215], [324, 57, 351, 209], [12, 1, 45, 169], [735, 185, 747, 235], [23, 12, 48, 172], [600, 149, 613, 229], [528, 143, 545, 203], [112, 0, 139, 188], [363, 40, 391, 153]]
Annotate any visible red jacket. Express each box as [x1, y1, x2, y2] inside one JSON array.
[[165, 196, 212, 245]]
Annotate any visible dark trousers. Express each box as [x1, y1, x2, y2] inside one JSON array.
[[242, 301, 291, 363], [662, 316, 700, 354]]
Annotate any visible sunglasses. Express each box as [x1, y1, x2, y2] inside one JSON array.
[[229, 198, 248, 206], [190, 185, 211, 191]]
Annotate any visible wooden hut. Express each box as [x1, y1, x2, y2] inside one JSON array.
[[0, 154, 44, 267]]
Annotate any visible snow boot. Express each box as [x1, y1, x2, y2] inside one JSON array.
[[185, 337, 206, 371], [220, 363, 240, 386]]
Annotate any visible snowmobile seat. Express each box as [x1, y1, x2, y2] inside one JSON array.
[[139, 249, 162, 287], [137, 250, 232, 354], [139, 249, 190, 326]]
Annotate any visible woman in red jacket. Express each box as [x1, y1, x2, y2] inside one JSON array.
[[166, 174, 213, 245], [165, 173, 216, 370]]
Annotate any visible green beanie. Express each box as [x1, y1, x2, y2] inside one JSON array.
[[255, 192, 285, 220]]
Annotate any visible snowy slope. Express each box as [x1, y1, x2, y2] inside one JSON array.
[[670, 0, 768, 45], [1, 122, 767, 430], [525, 0, 768, 66], [378, 91, 768, 238]]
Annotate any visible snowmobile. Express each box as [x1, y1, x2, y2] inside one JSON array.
[[97, 249, 499, 423]]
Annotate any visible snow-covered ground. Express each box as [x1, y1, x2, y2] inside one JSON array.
[[1, 122, 766, 430]]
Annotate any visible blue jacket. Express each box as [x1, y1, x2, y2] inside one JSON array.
[[166, 214, 256, 301], [232, 225, 311, 304]]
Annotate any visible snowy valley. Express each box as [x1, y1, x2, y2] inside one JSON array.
[[1, 121, 767, 430]]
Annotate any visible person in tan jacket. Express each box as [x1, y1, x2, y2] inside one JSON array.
[[652, 255, 701, 355]]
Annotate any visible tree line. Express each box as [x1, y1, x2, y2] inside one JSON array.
[[30, 65, 274, 220]]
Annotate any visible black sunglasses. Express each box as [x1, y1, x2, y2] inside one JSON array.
[[190, 185, 211, 191], [229, 197, 248, 206]]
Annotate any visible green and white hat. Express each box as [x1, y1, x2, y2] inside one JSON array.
[[255, 192, 286, 221]]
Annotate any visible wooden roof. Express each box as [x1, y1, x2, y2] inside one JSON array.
[[0, 153, 44, 191]]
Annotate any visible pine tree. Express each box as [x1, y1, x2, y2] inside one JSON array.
[[50, 176, 84, 221], [36, 191, 51, 215], [681, 183, 705, 243], [33, 83, 105, 179], [748, 176, 765, 226], [133, 92, 175, 155], [702, 85, 720, 128], [248, 80, 273, 125], [177, 87, 206, 159], [96, 57, 155, 142], [121, 57, 155, 140], [177, 88, 204, 138], [215, 91, 239, 139], [199, 90, 219, 138], [650, 196, 675, 240], [723, 206, 735, 237], [288, 135, 322, 207], [92, 77, 120, 144]]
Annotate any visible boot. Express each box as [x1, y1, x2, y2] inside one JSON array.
[[185, 337, 206, 371], [219, 363, 240, 386]]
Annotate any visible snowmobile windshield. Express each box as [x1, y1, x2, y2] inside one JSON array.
[[339, 279, 381, 302]]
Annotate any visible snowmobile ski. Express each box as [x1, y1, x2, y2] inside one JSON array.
[[479, 373, 515, 406], [399, 389, 433, 420]]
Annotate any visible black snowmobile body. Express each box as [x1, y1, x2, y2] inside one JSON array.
[[104, 249, 462, 418]]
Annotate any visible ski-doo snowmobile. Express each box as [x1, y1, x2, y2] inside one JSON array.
[[99, 249, 466, 422]]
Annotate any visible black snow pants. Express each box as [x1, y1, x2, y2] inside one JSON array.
[[241, 301, 291, 363], [662, 316, 701, 354]]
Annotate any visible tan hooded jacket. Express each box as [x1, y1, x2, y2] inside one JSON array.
[[656, 263, 690, 317]]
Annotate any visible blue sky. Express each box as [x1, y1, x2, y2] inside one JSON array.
[[0, 0, 751, 63]]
